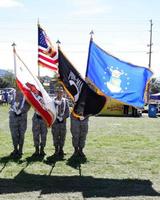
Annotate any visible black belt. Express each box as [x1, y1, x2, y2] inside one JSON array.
[[35, 114, 42, 119], [14, 113, 22, 117], [56, 119, 64, 123]]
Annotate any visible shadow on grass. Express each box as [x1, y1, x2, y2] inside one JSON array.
[[0, 153, 47, 173], [44, 154, 66, 165], [66, 155, 87, 176], [43, 154, 66, 176], [0, 155, 24, 173], [25, 154, 45, 163], [0, 170, 159, 198]]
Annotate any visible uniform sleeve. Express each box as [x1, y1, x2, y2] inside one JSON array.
[[64, 99, 70, 119], [21, 100, 31, 113]]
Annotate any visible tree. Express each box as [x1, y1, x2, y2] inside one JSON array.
[[150, 78, 160, 94], [0, 74, 16, 88], [0, 77, 9, 88]]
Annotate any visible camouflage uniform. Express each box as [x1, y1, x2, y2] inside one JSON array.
[[9, 90, 30, 157], [32, 112, 48, 155], [51, 96, 69, 156], [70, 114, 89, 157]]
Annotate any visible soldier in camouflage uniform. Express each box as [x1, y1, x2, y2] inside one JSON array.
[[70, 113, 89, 158], [9, 88, 30, 157], [51, 89, 70, 157], [32, 112, 48, 156]]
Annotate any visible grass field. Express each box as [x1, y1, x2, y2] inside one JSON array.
[[0, 105, 160, 200]]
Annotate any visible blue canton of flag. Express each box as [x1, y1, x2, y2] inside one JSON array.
[[86, 40, 153, 108], [38, 27, 48, 49]]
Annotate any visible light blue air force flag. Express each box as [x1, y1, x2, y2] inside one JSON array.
[[86, 40, 153, 108]]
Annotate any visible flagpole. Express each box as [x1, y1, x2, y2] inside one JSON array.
[[56, 39, 61, 50], [56, 39, 61, 82], [90, 30, 94, 41], [37, 19, 40, 78], [14, 50, 50, 100], [85, 31, 94, 78], [11, 42, 17, 78], [15, 50, 39, 84]]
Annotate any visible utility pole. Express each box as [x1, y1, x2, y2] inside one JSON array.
[[148, 19, 153, 69], [147, 20, 153, 104]]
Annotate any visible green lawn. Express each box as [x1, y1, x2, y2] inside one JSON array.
[[0, 105, 160, 199]]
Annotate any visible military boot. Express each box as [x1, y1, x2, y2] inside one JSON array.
[[18, 144, 23, 157], [10, 145, 18, 157], [59, 147, 64, 156], [73, 147, 79, 157], [54, 146, 59, 156], [40, 146, 46, 156], [33, 146, 39, 156], [79, 147, 86, 158]]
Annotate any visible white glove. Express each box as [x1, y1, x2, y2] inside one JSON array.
[[57, 116, 63, 122], [16, 109, 21, 115], [15, 102, 19, 107], [79, 116, 84, 121], [55, 100, 62, 105]]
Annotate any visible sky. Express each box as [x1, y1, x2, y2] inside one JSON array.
[[0, 0, 160, 78]]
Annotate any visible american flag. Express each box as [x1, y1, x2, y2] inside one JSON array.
[[38, 25, 58, 72]]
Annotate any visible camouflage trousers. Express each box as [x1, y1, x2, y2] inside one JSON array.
[[9, 112, 27, 147], [32, 114, 48, 147], [51, 120, 67, 148], [70, 118, 88, 148]]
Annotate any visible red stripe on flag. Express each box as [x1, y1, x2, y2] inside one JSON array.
[[16, 79, 55, 127], [38, 48, 57, 59], [38, 48, 57, 55], [38, 60, 58, 71], [50, 51, 57, 58], [38, 54, 58, 64]]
